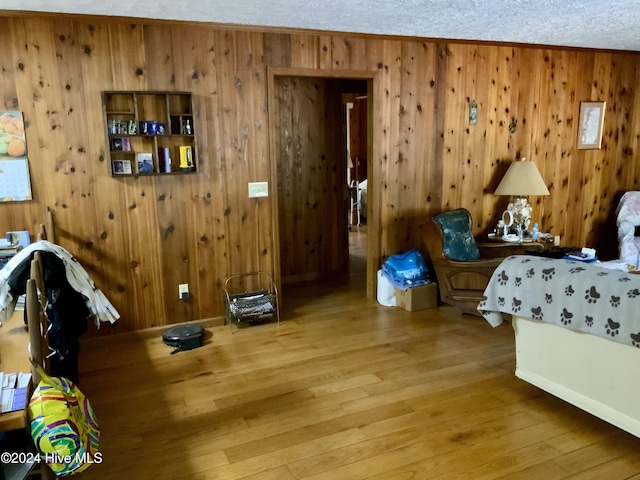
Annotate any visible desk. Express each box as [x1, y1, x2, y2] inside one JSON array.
[[0, 308, 30, 432]]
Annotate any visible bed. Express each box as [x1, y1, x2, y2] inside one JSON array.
[[478, 255, 640, 438]]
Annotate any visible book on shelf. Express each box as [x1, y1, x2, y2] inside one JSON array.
[[158, 147, 172, 173], [112, 159, 133, 175]]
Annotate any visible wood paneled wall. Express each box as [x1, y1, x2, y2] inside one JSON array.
[[345, 93, 368, 182], [273, 76, 349, 283], [1, 14, 640, 334]]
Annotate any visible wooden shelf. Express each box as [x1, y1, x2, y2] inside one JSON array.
[[102, 91, 197, 176]]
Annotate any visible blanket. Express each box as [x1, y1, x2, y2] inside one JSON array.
[[478, 256, 640, 349]]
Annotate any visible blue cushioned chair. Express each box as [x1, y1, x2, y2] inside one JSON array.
[[422, 208, 506, 315]]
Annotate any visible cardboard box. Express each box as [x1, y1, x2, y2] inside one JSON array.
[[395, 283, 437, 311]]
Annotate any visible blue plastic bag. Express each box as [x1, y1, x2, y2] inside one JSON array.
[[381, 249, 429, 291]]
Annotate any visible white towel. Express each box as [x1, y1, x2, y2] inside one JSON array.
[[0, 240, 120, 326]]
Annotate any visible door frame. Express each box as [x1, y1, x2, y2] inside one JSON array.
[[267, 66, 378, 301]]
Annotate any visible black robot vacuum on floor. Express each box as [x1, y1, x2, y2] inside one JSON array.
[[162, 324, 204, 354]]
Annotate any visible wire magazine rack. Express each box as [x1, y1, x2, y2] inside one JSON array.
[[223, 272, 280, 333]]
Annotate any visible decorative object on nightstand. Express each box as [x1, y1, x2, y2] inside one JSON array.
[[494, 157, 549, 233]]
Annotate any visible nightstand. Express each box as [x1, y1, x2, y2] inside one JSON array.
[[476, 236, 548, 259]]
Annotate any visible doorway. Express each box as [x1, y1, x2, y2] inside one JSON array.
[[267, 68, 374, 302]]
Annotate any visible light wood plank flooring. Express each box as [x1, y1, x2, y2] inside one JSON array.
[[75, 228, 640, 479]]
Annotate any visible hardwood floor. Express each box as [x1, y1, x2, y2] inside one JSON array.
[[75, 228, 640, 479]]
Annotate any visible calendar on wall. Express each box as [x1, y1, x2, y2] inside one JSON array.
[[0, 111, 32, 201]]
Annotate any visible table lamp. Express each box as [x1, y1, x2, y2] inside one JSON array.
[[494, 157, 549, 233]]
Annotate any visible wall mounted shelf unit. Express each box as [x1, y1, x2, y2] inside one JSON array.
[[102, 91, 197, 176]]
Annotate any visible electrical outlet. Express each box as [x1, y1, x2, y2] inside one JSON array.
[[179, 283, 189, 300]]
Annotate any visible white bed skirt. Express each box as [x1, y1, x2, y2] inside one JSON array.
[[512, 316, 640, 438]]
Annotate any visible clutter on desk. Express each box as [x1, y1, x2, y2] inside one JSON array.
[[6, 230, 30, 248], [0, 371, 31, 413], [0, 231, 29, 269], [563, 247, 598, 263]]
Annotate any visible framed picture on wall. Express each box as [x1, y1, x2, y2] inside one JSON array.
[[577, 101, 605, 149]]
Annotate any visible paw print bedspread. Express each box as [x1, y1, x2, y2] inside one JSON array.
[[478, 255, 640, 349]]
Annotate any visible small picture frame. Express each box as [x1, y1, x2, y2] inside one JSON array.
[[112, 160, 132, 175], [110, 137, 130, 152], [577, 101, 605, 149], [110, 138, 123, 151], [136, 152, 154, 174]]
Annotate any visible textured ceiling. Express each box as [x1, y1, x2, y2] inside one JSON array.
[[5, 0, 640, 51]]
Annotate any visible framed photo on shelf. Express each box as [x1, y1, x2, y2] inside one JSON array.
[[577, 101, 605, 149], [112, 160, 132, 175], [110, 137, 130, 152], [136, 152, 154, 174]]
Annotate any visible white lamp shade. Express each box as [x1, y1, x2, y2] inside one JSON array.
[[494, 159, 550, 196]]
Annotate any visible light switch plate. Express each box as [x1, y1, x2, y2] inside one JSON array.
[[248, 181, 269, 198]]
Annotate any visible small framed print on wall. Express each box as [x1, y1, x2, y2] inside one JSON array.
[[577, 101, 605, 149]]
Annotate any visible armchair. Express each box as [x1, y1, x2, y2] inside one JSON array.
[[421, 208, 506, 316]]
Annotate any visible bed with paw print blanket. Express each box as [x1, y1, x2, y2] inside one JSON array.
[[478, 255, 640, 349]]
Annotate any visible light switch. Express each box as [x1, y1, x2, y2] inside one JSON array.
[[248, 182, 269, 198]]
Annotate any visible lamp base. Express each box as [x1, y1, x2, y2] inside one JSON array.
[[507, 197, 532, 232]]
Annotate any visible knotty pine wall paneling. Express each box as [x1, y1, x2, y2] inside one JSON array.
[[564, 52, 596, 246], [143, 25, 193, 325], [379, 39, 403, 261], [274, 76, 349, 283], [393, 41, 437, 249], [105, 23, 167, 331], [537, 50, 578, 241], [171, 26, 231, 320], [2, 13, 640, 334], [471, 45, 498, 228]]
